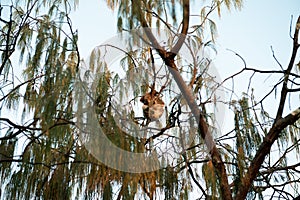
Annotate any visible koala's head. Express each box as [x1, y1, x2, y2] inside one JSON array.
[[140, 90, 160, 105], [140, 90, 165, 122]]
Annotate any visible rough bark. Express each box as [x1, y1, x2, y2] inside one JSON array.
[[135, 0, 233, 198], [235, 16, 300, 200]]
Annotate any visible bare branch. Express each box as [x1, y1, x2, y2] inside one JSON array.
[[270, 46, 284, 70], [235, 107, 300, 200], [235, 16, 300, 200], [275, 16, 300, 121], [170, 0, 190, 56]]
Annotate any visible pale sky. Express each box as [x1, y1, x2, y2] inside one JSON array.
[[215, 0, 299, 75], [3, 0, 299, 128], [213, 0, 299, 117], [1, 1, 299, 198], [72, 0, 300, 65], [71, 0, 299, 118]]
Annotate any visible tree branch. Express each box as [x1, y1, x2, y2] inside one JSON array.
[[134, 1, 232, 198], [132, 0, 166, 58], [235, 15, 300, 200], [275, 16, 300, 121], [235, 107, 300, 200], [170, 0, 190, 56]]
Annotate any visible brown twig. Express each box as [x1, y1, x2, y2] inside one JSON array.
[[235, 16, 300, 200]]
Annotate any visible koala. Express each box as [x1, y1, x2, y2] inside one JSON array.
[[140, 90, 165, 124]]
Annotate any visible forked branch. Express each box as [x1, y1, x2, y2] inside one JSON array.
[[235, 15, 300, 200], [135, 0, 233, 199]]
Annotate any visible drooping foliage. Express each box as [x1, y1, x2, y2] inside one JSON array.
[[1, 0, 300, 199]]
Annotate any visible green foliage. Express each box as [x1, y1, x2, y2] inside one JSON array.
[[114, 0, 181, 30], [202, 160, 219, 199], [1, 0, 242, 198], [0, 0, 79, 199], [0, 140, 16, 180], [234, 97, 262, 159], [3, 0, 300, 200]]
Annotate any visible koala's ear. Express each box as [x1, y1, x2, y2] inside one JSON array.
[[155, 97, 165, 105], [140, 96, 144, 103], [140, 95, 149, 105]]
